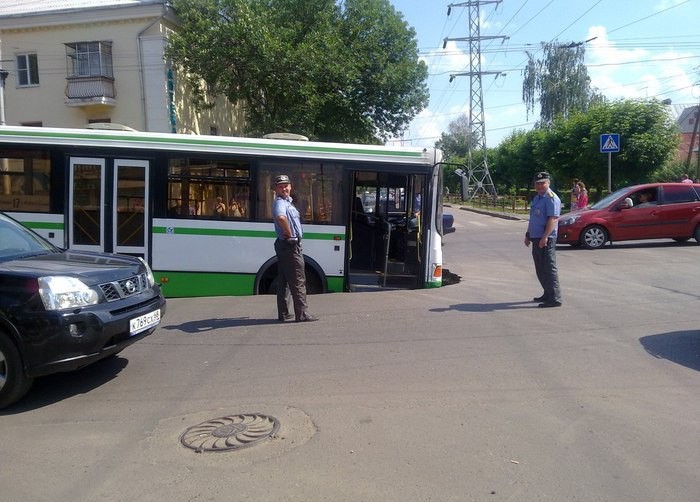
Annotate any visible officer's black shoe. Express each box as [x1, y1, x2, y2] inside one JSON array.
[[296, 314, 319, 322], [278, 314, 294, 322], [538, 301, 562, 308], [533, 295, 547, 302]]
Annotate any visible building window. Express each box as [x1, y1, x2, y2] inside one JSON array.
[[16, 54, 40, 86], [65, 41, 113, 78]]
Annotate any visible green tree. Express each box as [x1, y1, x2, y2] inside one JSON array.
[[491, 129, 541, 189], [648, 159, 690, 183], [522, 42, 604, 125], [550, 99, 679, 188], [489, 99, 679, 194], [436, 113, 506, 196], [167, 0, 428, 143], [435, 113, 478, 160]]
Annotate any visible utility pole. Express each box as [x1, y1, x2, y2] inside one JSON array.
[[0, 39, 7, 125], [444, 1, 505, 200], [0, 68, 8, 126], [685, 102, 700, 180]]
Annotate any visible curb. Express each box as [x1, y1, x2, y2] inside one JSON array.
[[444, 204, 526, 221]]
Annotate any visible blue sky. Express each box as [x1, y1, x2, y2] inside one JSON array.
[[386, 0, 700, 148]]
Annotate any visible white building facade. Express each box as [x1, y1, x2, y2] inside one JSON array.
[[0, 0, 243, 135]]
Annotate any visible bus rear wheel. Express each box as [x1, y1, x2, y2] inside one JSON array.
[[256, 264, 323, 295]]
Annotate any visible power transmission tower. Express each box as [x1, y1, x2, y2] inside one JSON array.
[[444, 1, 505, 200]]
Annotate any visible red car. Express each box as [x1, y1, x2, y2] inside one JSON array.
[[557, 183, 700, 249]]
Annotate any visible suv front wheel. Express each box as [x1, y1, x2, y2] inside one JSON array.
[[0, 334, 33, 410]]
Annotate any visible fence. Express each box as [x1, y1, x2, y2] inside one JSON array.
[[445, 194, 529, 214]]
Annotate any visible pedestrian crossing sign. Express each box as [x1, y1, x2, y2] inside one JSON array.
[[600, 134, 620, 153]]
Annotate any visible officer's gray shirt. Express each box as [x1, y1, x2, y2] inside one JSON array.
[[273, 196, 303, 239], [527, 189, 561, 238]]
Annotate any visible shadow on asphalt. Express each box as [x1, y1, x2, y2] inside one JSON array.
[[431, 300, 538, 313], [640, 330, 700, 372], [162, 317, 282, 333], [0, 356, 128, 415], [557, 241, 698, 251]]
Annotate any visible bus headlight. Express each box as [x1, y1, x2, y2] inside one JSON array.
[[38, 276, 99, 311]]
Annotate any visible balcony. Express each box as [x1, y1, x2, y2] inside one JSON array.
[[64, 76, 116, 107]]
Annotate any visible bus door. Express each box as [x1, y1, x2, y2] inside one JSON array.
[[69, 157, 149, 258], [348, 172, 426, 290]]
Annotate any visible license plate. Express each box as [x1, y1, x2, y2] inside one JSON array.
[[130, 309, 161, 335]]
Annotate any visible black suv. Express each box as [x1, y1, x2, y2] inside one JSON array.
[[0, 212, 166, 409]]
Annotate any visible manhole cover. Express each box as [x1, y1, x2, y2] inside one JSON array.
[[180, 413, 280, 453]]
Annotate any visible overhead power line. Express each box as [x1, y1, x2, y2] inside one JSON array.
[[443, 0, 504, 199]]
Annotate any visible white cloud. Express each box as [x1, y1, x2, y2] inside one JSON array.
[[585, 25, 698, 104], [655, 0, 688, 10], [420, 40, 470, 75]]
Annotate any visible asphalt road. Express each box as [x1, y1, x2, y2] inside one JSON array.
[[1, 208, 699, 502]]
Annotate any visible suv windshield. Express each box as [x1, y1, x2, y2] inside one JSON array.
[[0, 213, 58, 260]]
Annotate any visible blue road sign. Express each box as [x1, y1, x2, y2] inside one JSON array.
[[600, 134, 620, 153]]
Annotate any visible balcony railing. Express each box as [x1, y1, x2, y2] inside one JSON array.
[[65, 76, 116, 106]]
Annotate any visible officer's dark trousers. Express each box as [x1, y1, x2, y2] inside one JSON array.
[[530, 237, 561, 303], [274, 238, 308, 318]]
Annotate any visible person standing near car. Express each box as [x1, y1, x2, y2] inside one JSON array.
[[524, 171, 562, 308], [570, 178, 579, 211], [576, 181, 588, 210], [272, 174, 318, 322]]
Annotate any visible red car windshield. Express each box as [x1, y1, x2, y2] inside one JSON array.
[[590, 187, 633, 210]]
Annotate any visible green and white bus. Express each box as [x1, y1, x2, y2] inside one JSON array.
[[0, 126, 447, 297]]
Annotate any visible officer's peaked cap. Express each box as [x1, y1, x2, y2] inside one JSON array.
[[534, 171, 551, 182]]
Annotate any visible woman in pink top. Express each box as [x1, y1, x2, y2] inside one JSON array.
[[576, 181, 588, 210]]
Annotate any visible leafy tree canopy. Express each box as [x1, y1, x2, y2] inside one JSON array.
[[167, 0, 429, 143], [491, 99, 680, 191], [435, 113, 477, 160], [522, 42, 604, 125]]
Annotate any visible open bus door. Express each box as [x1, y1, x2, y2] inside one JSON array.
[[347, 171, 428, 291]]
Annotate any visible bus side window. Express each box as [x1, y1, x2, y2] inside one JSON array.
[[167, 157, 251, 220]]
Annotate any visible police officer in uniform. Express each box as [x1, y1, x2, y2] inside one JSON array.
[[524, 171, 562, 308], [273, 174, 318, 322]]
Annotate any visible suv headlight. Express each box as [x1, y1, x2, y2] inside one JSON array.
[[138, 257, 155, 287], [38, 276, 99, 311], [559, 214, 581, 226]]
